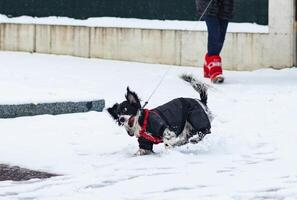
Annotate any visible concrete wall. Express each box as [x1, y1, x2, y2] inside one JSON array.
[[0, 1, 295, 70], [293, 0, 297, 66], [0, 23, 35, 52]]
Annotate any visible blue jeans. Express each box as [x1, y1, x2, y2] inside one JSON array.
[[204, 16, 229, 56]]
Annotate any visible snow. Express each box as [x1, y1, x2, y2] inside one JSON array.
[[0, 14, 269, 33], [0, 51, 296, 199]]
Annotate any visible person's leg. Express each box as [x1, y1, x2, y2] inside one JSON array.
[[203, 16, 224, 83], [217, 19, 229, 54], [205, 16, 222, 56]]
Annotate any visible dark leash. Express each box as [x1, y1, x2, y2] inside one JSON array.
[[142, 0, 214, 109]]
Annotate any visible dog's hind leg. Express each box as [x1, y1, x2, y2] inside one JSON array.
[[173, 122, 194, 146], [163, 123, 204, 148], [185, 102, 212, 144]]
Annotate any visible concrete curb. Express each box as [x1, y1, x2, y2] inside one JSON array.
[[0, 100, 105, 118], [0, 164, 58, 181]]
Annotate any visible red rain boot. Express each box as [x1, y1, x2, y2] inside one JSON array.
[[203, 54, 210, 78], [205, 54, 224, 83]]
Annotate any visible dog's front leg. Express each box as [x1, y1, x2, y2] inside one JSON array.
[[163, 128, 177, 149], [135, 148, 153, 156]]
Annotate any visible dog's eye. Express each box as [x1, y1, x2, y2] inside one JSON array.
[[124, 107, 128, 112], [119, 117, 125, 123]]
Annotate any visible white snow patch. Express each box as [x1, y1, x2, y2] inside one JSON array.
[[0, 51, 296, 199]]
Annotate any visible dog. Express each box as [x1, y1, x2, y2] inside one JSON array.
[[107, 74, 213, 155]]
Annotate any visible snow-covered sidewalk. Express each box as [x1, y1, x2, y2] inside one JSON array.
[[0, 51, 296, 199]]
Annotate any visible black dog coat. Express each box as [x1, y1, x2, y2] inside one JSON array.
[[137, 98, 211, 151]]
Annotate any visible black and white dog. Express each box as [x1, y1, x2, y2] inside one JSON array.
[[107, 74, 213, 155]]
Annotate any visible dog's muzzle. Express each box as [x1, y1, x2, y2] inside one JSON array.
[[126, 130, 134, 137], [128, 116, 135, 128], [119, 116, 135, 137]]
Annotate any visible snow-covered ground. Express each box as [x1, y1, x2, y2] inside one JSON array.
[[0, 51, 296, 200]]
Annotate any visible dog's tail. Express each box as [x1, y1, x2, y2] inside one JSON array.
[[180, 74, 208, 106]]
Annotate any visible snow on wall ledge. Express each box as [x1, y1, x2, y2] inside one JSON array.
[[0, 15, 269, 33], [0, 11, 294, 70]]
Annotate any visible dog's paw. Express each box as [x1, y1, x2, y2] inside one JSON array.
[[134, 149, 153, 156], [164, 138, 176, 149], [164, 142, 173, 149], [189, 137, 201, 144], [189, 131, 207, 144]]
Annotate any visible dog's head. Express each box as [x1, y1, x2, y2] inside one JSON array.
[[107, 87, 142, 137]]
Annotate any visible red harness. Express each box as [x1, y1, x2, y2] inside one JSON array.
[[139, 109, 163, 144]]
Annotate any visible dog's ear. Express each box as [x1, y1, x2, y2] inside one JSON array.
[[107, 103, 120, 120], [125, 87, 141, 108]]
